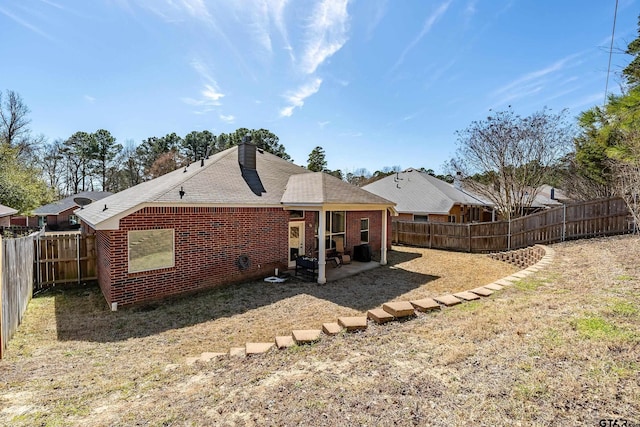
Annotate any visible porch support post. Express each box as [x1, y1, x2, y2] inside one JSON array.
[[380, 209, 388, 265], [317, 208, 327, 284]]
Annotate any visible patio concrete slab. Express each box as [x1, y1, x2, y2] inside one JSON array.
[[246, 342, 275, 355], [453, 291, 481, 301], [230, 347, 246, 358], [410, 298, 441, 312], [382, 301, 416, 318], [292, 329, 322, 344], [367, 308, 394, 324], [322, 322, 342, 335], [275, 335, 295, 349], [338, 316, 368, 331], [469, 287, 494, 297], [484, 283, 504, 291], [433, 294, 462, 306]]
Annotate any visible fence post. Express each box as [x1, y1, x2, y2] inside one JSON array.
[[76, 234, 81, 284], [468, 223, 472, 253], [0, 234, 3, 360], [562, 204, 566, 242]]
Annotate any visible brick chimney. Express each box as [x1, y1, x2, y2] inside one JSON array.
[[238, 134, 256, 170]]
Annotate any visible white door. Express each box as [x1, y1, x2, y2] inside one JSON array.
[[288, 221, 305, 268]]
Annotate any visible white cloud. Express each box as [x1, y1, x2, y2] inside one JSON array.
[[202, 84, 224, 104], [391, 0, 451, 72], [84, 95, 96, 103], [300, 0, 350, 75], [219, 114, 235, 123], [280, 78, 323, 117], [0, 5, 55, 41], [318, 120, 330, 128], [491, 53, 582, 105]]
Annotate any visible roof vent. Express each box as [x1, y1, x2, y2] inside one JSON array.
[[238, 134, 256, 170]]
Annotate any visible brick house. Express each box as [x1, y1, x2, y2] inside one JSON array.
[[363, 168, 494, 223], [0, 204, 18, 227], [76, 142, 396, 308]]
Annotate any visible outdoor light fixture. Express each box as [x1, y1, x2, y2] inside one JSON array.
[[179, 186, 185, 199]]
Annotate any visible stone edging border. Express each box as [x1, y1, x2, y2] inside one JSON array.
[[182, 245, 555, 365]]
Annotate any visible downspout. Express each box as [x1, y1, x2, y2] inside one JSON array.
[[381, 209, 388, 265], [317, 208, 327, 284]]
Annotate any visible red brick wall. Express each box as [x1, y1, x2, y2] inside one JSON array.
[[95, 207, 292, 306], [91, 207, 391, 306]]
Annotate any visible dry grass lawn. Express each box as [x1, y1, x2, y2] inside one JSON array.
[[1, 237, 639, 426]]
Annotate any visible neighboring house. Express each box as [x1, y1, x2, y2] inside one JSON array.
[[362, 168, 494, 223], [0, 204, 18, 227], [33, 191, 112, 231], [460, 182, 570, 217], [75, 142, 396, 308]]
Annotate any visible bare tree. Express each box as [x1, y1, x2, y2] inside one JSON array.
[[0, 90, 33, 156], [37, 138, 65, 196], [452, 107, 573, 219]]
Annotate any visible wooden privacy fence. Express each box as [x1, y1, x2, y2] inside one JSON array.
[[35, 234, 98, 290], [0, 232, 37, 359], [392, 198, 635, 253]]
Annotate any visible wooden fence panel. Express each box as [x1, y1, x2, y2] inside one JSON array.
[[1, 233, 36, 358], [35, 234, 97, 288], [392, 198, 634, 253]]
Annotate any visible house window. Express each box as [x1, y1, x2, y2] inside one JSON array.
[[289, 210, 304, 219], [448, 215, 457, 223], [69, 214, 78, 225], [128, 229, 175, 273], [360, 218, 369, 243], [413, 215, 429, 222], [321, 211, 346, 249]]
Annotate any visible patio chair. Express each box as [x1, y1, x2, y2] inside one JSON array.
[[333, 236, 351, 264]]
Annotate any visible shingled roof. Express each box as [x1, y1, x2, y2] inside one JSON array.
[[34, 191, 112, 216], [0, 203, 18, 218], [76, 145, 394, 230], [362, 168, 490, 215]]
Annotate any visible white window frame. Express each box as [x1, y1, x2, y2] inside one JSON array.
[[128, 229, 175, 273], [360, 218, 369, 243]]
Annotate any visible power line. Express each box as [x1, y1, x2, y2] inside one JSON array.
[[604, 0, 619, 105]]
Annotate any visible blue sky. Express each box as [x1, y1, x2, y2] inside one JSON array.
[[1, 0, 638, 175]]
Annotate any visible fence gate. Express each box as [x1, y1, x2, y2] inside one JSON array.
[[35, 234, 97, 290]]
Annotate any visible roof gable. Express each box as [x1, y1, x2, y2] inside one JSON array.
[[0, 203, 18, 217], [34, 191, 113, 215]]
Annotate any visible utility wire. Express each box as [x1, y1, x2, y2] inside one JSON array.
[[604, 0, 619, 105]]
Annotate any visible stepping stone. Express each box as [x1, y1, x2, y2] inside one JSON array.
[[275, 335, 295, 349], [469, 287, 494, 297], [484, 283, 504, 291], [453, 291, 481, 301], [322, 322, 342, 335], [525, 266, 540, 272], [433, 294, 462, 307], [292, 329, 322, 345], [410, 298, 441, 312], [185, 357, 200, 366], [495, 278, 517, 286], [246, 342, 275, 355], [367, 308, 394, 324], [230, 347, 246, 358], [338, 316, 368, 332], [512, 271, 531, 278], [201, 352, 226, 362], [382, 301, 416, 318]]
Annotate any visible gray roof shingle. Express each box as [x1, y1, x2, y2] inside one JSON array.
[[76, 145, 394, 229], [34, 191, 113, 215], [0, 203, 18, 217], [362, 169, 490, 215]]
